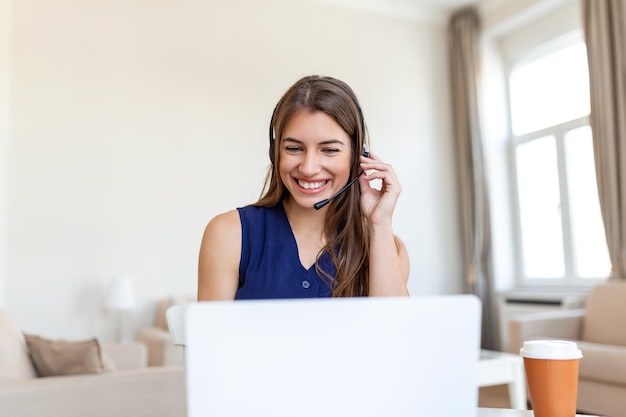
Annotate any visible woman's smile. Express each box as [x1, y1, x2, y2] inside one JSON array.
[[295, 178, 329, 192]]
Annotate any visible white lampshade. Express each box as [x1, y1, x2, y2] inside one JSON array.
[[105, 276, 137, 311]]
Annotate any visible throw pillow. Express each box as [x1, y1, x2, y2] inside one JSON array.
[[23, 334, 115, 377]]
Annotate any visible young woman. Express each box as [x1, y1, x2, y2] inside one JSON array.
[[198, 75, 409, 300]]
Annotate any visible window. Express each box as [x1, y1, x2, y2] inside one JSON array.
[[507, 35, 611, 285]]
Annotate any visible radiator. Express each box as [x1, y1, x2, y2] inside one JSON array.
[[497, 291, 587, 352]]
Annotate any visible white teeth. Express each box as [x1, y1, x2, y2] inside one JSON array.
[[298, 180, 326, 190]]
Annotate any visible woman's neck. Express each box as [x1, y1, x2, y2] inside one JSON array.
[[282, 197, 326, 239]]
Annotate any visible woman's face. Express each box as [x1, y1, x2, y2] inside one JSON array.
[[279, 110, 353, 210]]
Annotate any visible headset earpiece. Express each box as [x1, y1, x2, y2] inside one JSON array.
[[269, 106, 277, 164]]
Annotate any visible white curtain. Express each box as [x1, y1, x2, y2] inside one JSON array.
[[581, 0, 626, 280], [448, 7, 499, 350]]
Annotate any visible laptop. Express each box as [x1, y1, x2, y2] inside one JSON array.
[[183, 295, 481, 417]]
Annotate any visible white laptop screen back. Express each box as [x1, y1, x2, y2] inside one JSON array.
[[185, 295, 481, 417]]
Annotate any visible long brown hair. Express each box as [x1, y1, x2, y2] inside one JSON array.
[[255, 75, 370, 297]]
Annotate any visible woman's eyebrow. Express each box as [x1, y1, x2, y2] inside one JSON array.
[[282, 138, 346, 146], [282, 137, 304, 144], [319, 139, 346, 146]]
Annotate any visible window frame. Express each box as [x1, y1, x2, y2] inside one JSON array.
[[504, 32, 607, 288]]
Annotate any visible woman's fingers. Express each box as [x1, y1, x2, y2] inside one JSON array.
[[358, 152, 402, 226], [359, 154, 401, 193]]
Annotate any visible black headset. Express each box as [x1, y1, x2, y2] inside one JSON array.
[[268, 78, 369, 165]]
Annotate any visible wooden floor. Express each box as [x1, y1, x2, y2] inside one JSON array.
[[479, 385, 512, 409]]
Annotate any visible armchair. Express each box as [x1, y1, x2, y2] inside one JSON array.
[[508, 282, 626, 417], [0, 309, 186, 417], [136, 296, 194, 367]]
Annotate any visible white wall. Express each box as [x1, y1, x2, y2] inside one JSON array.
[[0, 0, 11, 309], [4, 0, 463, 340]]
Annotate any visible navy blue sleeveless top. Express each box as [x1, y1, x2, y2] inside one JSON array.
[[235, 204, 334, 299]]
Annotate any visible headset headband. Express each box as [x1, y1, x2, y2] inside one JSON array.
[[268, 78, 368, 164]]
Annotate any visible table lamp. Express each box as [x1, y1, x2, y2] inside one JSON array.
[[105, 276, 137, 342]]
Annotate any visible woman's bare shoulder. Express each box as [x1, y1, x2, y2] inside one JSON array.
[[198, 209, 242, 301], [201, 209, 242, 259], [204, 209, 241, 235], [394, 235, 410, 283]]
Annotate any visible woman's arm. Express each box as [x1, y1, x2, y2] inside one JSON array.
[[368, 227, 410, 296], [197, 209, 241, 301], [358, 153, 410, 296]]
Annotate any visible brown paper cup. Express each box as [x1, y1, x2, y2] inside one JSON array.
[[520, 340, 582, 417]]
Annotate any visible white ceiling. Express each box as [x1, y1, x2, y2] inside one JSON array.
[[409, 0, 479, 11], [308, 0, 482, 23]]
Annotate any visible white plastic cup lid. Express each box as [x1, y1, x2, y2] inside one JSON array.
[[519, 340, 583, 360]]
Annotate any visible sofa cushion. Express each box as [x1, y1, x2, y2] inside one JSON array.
[[582, 282, 626, 346], [0, 310, 38, 380], [577, 340, 626, 386], [24, 334, 115, 377]]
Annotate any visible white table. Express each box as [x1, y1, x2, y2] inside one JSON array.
[[478, 350, 527, 410]]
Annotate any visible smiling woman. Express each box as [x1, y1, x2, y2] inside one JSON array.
[[197, 75, 410, 301]]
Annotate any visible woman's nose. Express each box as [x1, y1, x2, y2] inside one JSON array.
[[300, 151, 321, 176]]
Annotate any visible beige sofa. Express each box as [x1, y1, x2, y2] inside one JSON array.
[[0, 309, 186, 417], [508, 282, 626, 417], [136, 296, 194, 367]]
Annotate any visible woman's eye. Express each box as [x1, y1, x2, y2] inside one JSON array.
[[322, 148, 339, 155], [285, 146, 302, 153]]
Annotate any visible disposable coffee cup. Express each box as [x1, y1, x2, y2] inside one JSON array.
[[520, 340, 582, 417]]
